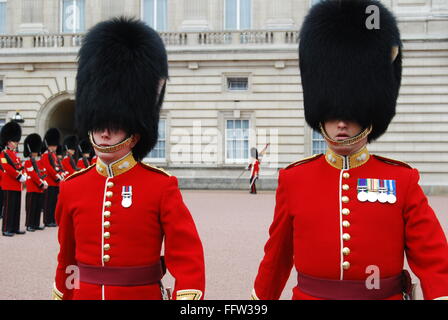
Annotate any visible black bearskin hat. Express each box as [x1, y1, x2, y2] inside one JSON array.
[[78, 139, 92, 155], [0, 121, 22, 144], [24, 134, 43, 158], [299, 0, 402, 141], [63, 135, 78, 151], [56, 145, 64, 156], [43, 128, 61, 148], [75, 17, 168, 161]]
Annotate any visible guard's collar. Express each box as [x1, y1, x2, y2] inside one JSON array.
[[325, 146, 370, 170], [96, 152, 137, 178]]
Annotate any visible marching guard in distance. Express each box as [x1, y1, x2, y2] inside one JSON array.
[[77, 138, 92, 170], [247, 143, 269, 194], [24, 133, 48, 232], [53, 17, 205, 300], [252, 0, 448, 300], [1, 121, 26, 237], [41, 128, 64, 228], [62, 135, 80, 176]]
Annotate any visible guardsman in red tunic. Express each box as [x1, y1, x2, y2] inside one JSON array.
[[41, 128, 63, 228], [252, 0, 448, 300], [52, 17, 205, 300], [0, 147, 4, 220], [0, 121, 26, 237], [24, 133, 48, 232], [62, 135, 79, 176], [247, 144, 269, 194], [76, 139, 92, 170]]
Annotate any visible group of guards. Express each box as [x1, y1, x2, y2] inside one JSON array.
[[0, 126, 96, 236]]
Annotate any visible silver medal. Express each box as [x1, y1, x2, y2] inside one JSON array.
[[357, 191, 368, 202], [387, 194, 397, 204], [121, 186, 132, 208], [378, 192, 388, 203], [367, 192, 378, 203]]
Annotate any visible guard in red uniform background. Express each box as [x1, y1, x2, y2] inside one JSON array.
[[24, 133, 48, 232], [252, 0, 448, 300], [1, 121, 26, 237], [0, 146, 4, 220], [41, 128, 63, 228], [62, 135, 79, 176], [247, 144, 269, 194], [52, 17, 205, 300], [77, 139, 92, 170]]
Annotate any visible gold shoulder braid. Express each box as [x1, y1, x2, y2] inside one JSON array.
[[65, 164, 95, 181], [141, 162, 172, 177], [285, 154, 323, 170]]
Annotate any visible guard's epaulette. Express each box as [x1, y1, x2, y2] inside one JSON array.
[[141, 162, 172, 177], [64, 164, 95, 181], [373, 155, 413, 169], [285, 154, 323, 170]]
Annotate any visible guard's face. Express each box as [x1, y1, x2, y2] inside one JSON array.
[[323, 119, 368, 156], [7, 141, 18, 150], [48, 145, 57, 152], [91, 128, 139, 164], [323, 120, 363, 141]]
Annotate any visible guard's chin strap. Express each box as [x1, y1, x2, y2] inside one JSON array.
[[89, 131, 134, 154], [319, 123, 372, 146]]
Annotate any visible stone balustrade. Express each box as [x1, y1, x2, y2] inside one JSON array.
[[0, 30, 299, 50]]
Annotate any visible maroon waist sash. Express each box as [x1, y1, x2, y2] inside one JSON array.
[[297, 271, 406, 300], [78, 261, 164, 287]]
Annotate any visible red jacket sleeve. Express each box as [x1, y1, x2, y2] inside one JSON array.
[[253, 169, 294, 300], [25, 160, 44, 188], [1, 152, 22, 180], [41, 153, 60, 182], [53, 183, 76, 300], [403, 169, 448, 300], [160, 176, 205, 300]]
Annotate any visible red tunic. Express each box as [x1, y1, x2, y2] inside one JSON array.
[[62, 156, 78, 176], [54, 153, 205, 300], [249, 159, 260, 178], [41, 151, 62, 187], [77, 157, 90, 170], [0, 149, 24, 191], [24, 158, 46, 193], [253, 147, 448, 300]]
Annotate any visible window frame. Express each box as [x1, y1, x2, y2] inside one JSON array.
[[225, 119, 250, 164], [0, 0, 7, 35], [146, 118, 167, 162], [60, 0, 86, 34], [311, 129, 327, 155], [141, 0, 168, 31], [224, 0, 252, 30]]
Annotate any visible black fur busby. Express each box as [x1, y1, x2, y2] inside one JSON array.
[[56, 145, 64, 156], [75, 17, 168, 161], [299, 0, 402, 141], [43, 128, 61, 148], [78, 139, 92, 155], [23, 134, 42, 158], [0, 121, 22, 144], [63, 135, 78, 151]]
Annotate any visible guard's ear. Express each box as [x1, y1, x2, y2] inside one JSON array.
[[391, 46, 399, 62]]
